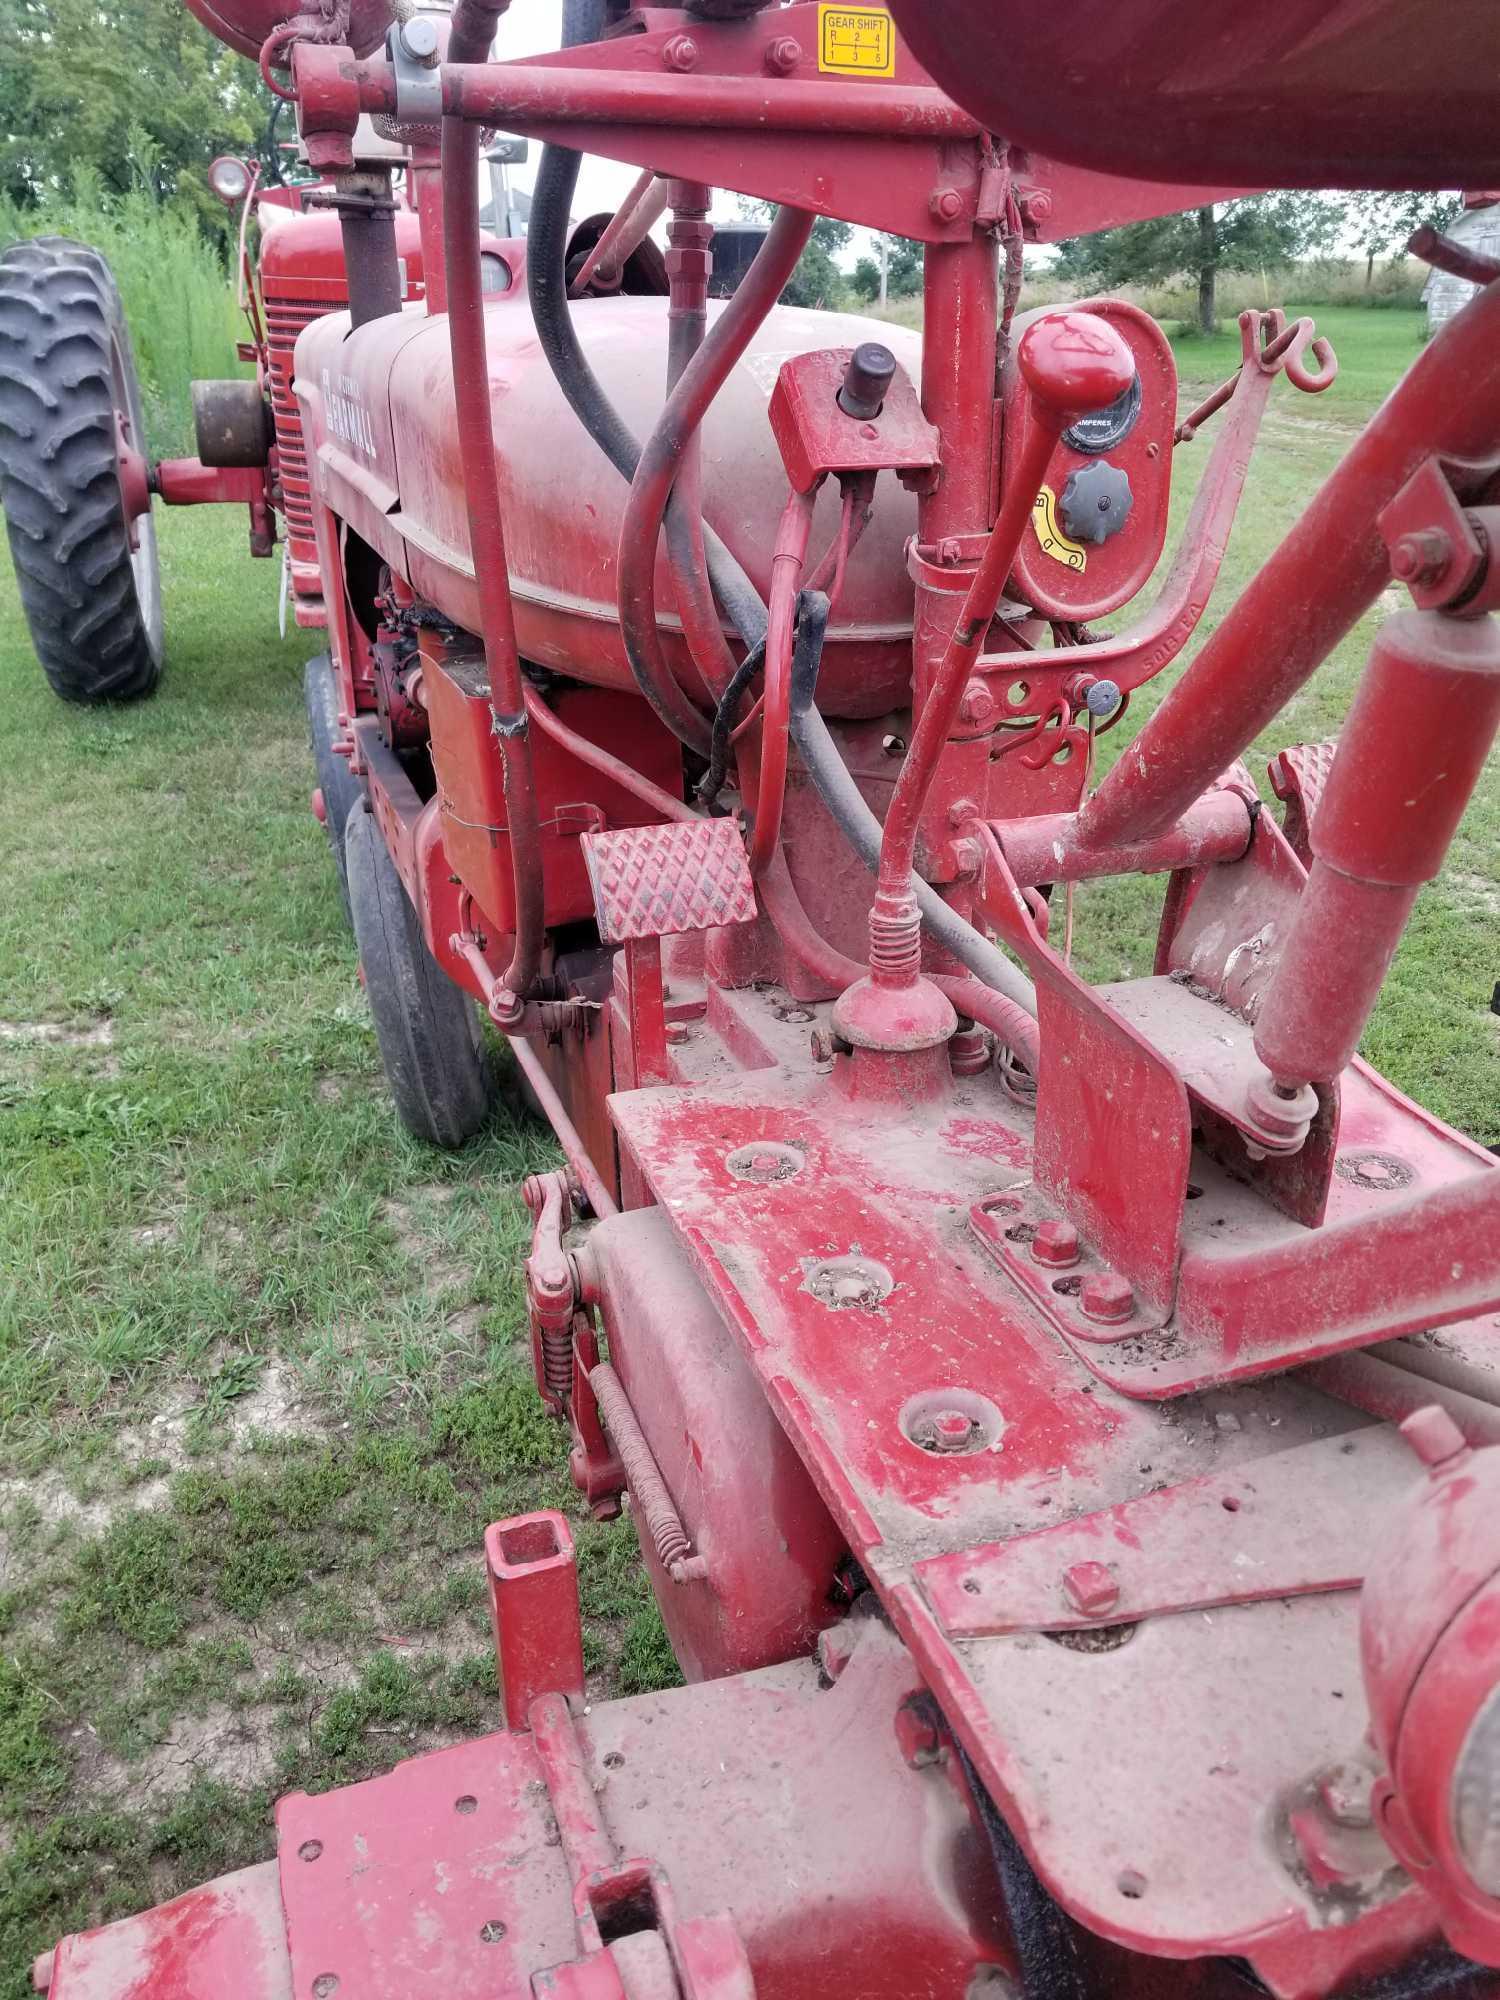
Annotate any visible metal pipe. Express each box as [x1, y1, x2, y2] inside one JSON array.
[[350, 58, 981, 139], [440, 110, 545, 1004], [991, 791, 1253, 890], [527, 1691, 617, 1881], [1300, 1351, 1500, 1452], [569, 169, 669, 295], [508, 1036, 618, 1219], [614, 204, 814, 753], [1081, 277, 1500, 849], [332, 168, 403, 327], [523, 689, 696, 825]]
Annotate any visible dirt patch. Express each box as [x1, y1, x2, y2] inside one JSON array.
[[80, 1703, 283, 1805], [0, 1016, 114, 1048], [229, 1359, 328, 1446], [380, 1188, 474, 1301], [0, 1470, 172, 1589], [1449, 871, 1500, 915]]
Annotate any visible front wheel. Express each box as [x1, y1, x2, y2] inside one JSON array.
[[304, 653, 361, 926], [0, 236, 163, 702], [345, 801, 495, 1149]]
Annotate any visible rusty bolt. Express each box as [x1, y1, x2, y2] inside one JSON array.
[[1080, 1269, 1135, 1324], [1390, 529, 1454, 588], [810, 1027, 835, 1065], [661, 32, 699, 70], [1031, 1218, 1081, 1268], [1062, 1560, 1118, 1617], [664, 1021, 690, 1046], [1317, 1763, 1375, 1830], [1400, 1403, 1468, 1471], [929, 186, 965, 224], [958, 680, 995, 728], [764, 34, 801, 73]]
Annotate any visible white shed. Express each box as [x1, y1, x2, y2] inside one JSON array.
[[1424, 196, 1500, 333]]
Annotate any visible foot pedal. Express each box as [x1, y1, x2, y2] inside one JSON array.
[[582, 819, 756, 944], [1268, 738, 1337, 867]]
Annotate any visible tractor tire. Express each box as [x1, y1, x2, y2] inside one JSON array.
[[304, 653, 361, 926], [345, 800, 495, 1149], [0, 236, 163, 703]]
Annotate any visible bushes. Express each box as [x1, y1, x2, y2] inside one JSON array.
[[0, 164, 244, 456]]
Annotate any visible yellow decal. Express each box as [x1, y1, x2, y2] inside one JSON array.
[[818, 5, 896, 76], [1032, 485, 1088, 572]]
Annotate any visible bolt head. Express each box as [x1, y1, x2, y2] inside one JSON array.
[[661, 31, 698, 70], [664, 1021, 690, 1046], [399, 14, 439, 58], [929, 187, 964, 223], [1062, 1560, 1118, 1617], [809, 1028, 835, 1065], [1031, 1218, 1081, 1268], [1080, 1269, 1135, 1324], [948, 797, 981, 830], [764, 33, 801, 73], [933, 1410, 975, 1442], [958, 680, 995, 727], [1317, 1763, 1375, 1830]]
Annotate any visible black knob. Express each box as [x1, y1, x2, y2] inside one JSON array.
[[1059, 459, 1134, 546], [838, 342, 896, 420]]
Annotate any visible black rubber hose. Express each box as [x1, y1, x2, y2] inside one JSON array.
[[526, 130, 768, 651], [789, 641, 1039, 1016], [699, 632, 766, 808]]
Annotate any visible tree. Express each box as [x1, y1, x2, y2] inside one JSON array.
[[1054, 194, 1344, 334], [0, 0, 271, 233], [737, 199, 852, 309], [849, 234, 922, 305], [1343, 191, 1460, 286]]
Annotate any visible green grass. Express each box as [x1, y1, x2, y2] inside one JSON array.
[[0, 302, 1495, 1993], [0, 506, 675, 1995]]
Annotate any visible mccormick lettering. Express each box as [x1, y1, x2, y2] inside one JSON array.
[[322, 368, 378, 458]]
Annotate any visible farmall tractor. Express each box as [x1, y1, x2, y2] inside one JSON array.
[[28, 1, 1500, 1996]]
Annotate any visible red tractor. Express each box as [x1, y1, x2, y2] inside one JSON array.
[[28, 2, 1500, 1997]]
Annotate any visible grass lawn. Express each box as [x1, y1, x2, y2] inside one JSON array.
[[0, 301, 1494, 1990]]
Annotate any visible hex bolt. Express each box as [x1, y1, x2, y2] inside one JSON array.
[[1031, 1218, 1081, 1268], [664, 1021, 690, 1046], [1317, 1763, 1375, 1830], [1062, 1560, 1119, 1617], [958, 680, 995, 728], [1020, 188, 1053, 225], [1390, 529, 1454, 587], [948, 796, 981, 830], [764, 34, 801, 73], [929, 186, 964, 224], [661, 32, 699, 70], [1080, 1269, 1135, 1323]]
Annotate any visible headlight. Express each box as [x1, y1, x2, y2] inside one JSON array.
[[208, 155, 253, 205]]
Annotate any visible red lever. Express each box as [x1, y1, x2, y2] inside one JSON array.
[[1018, 309, 1136, 423]]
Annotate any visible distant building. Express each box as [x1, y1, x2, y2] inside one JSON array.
[[1424, 193, 1500, 334]]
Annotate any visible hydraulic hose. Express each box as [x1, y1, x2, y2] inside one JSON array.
[[615, 204, 814, 752], [439, 106, 544, 1002]]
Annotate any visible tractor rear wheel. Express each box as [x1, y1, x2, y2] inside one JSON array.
[[345, 801, 495, 1149], [304, 653, 361, 925], [0, 236, 163, 702]]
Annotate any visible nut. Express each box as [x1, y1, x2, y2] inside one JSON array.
[[1020, 188, 1053, 224], [1080, 1270, 1135, 1324], [1390, 528, 1453, 588], [1317, 1763, 1375, 1830], [1030, 1218, 1080, 1268], [1062, 1560, 1118, 1617], [929, 187, 964, 224], [664, 1021, 690, 1046], [661, 31, 699, 70], [947, 796, 981, 830], [763, 34, 801, 73]]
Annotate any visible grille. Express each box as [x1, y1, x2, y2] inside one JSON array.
[[264, 294, 327, 553]]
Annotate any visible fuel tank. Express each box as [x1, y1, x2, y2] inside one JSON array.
[[295, 296, 924, 720]]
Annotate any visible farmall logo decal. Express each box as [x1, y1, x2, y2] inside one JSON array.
[[322, 369, 377, 458]]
